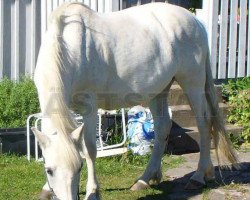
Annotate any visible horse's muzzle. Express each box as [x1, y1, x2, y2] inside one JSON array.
[[39, 189, 60, 200], [39, 189, 79, 200]]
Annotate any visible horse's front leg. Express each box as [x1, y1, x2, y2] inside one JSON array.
[[131, 92, 172, 190], [81, 107, 100, 200]]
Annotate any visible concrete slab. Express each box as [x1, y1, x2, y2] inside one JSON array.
[[164, 150, 250, 200]]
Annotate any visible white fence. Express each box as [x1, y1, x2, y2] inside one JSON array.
[[0, 0, 39, 80], [0, 0, 121, 81], [41, 0, 121, 42], [198, 0, 250, 79], [0, 0, 249, 81]]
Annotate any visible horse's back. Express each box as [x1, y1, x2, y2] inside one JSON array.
[[99, 3, 208, 92], [104, 3, 208, 68]]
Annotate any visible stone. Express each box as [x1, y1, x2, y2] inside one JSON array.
[[208, 189, 226, 200]]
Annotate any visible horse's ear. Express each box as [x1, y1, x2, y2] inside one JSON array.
[[31, 127, 50, 149], [71, 124, 84, 144]]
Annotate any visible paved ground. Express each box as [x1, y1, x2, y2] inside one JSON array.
[[164, 150, 250, 200]]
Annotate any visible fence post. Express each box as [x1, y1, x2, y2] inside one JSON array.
[[12, 0, 20, 81], [200, 0, 218, 78], [228, 0, 238, 78], [218, 0, 228, 79], [109, 0, 119, 11], [238, 0, 247, 77], [30, 0, 37, 76], [97, 0, 105, 13]]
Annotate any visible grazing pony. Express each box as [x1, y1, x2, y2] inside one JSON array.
[[32, 2, 238, 200]]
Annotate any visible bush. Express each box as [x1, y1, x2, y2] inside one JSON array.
[[222, 77, 250, 146], [0, 77, 39, 128]]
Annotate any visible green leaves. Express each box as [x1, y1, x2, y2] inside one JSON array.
[[223, 77, 250, 146], [0, 77, 40, 128]]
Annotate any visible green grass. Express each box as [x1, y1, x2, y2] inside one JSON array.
[[0, 154, 45, 200], [0, 153, 185, 200]]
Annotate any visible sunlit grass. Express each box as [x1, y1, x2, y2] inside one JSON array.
[[0, 153, 185, 200]]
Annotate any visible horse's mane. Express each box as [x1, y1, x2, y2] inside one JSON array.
[[35, 3, 91, 170], [35, 3, 91, 135], [39, 2, 93, 134], [46, 6, 78, 135]]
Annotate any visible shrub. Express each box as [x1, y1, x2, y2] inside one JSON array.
[[0, 77, 40, 128], [222, 77, 250, 146]]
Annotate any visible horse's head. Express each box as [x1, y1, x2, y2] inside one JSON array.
[[32, 125, 84, 200]]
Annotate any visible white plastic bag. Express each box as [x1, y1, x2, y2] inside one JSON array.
[[127, 106, 154, 155]]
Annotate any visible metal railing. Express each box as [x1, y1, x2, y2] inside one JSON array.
[[26, 109, 127, 161]]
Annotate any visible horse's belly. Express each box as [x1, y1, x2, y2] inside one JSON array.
[[97, 74, 173, 109]]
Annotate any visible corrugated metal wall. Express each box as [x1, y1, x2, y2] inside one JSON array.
[[0, 0, 40, 80], [0, 0, 120, 81]]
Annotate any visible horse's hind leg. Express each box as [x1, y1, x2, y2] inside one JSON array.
[[177, 80, 215, 189], [131, 90, 172, 190]]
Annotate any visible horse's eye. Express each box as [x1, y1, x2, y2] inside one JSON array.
[[46, 168, 53, 176]]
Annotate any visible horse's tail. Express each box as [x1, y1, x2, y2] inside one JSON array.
[[205, 53, 239, 168], [35, 4, 77, 135]]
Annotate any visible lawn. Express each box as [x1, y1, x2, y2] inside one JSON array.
[[0, 153, 185, 200]]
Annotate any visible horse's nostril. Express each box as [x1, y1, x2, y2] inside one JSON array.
[[39, 189, 53, 200]]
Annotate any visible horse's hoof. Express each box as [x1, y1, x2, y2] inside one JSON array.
[[185, 179, 206, 190], [39, 189, 53, 200], [130, 180, 150, 191]]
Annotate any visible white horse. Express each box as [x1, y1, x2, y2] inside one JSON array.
[[32, 2, 238, 200]]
